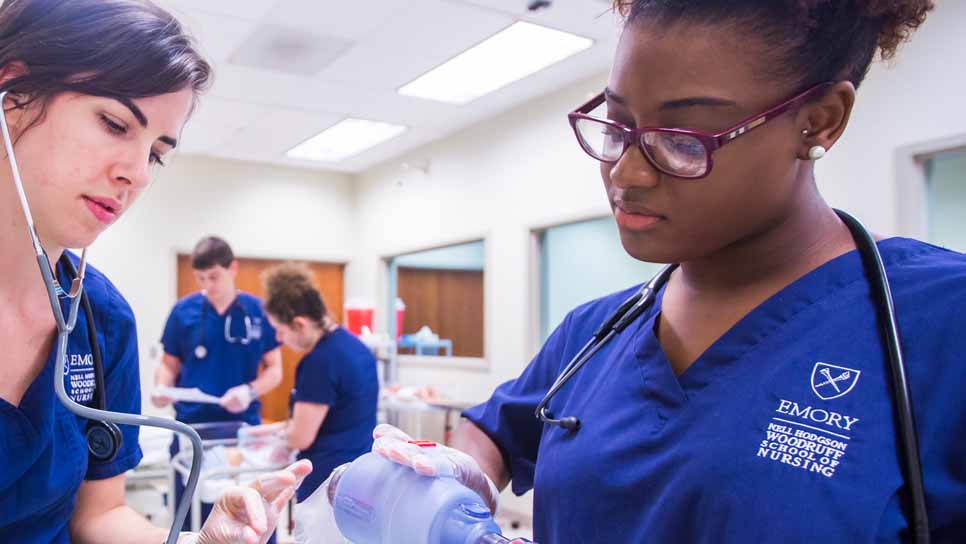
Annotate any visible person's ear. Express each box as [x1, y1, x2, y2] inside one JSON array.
[[0, 61, 33, 131], [796, 80, 856, 160], [0, 60, 28, 91], [291, 316, 310, 335]]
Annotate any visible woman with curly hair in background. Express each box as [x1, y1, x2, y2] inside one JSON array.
[[258, 263, 379, 504]]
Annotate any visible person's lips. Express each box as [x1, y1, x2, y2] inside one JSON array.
[[613, 199, 665, 232], [82, 195, 122, 224]]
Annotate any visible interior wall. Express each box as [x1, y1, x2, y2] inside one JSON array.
[[91, 155, 356, 415], [816, 0, 966, 230]]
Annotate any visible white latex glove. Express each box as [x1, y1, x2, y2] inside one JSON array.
[[293, 471, 347, 544], [193, 459, 313, 544], [371, 424, 500, 513], [220, 384, 254, 413], [150, 389, 175, 408]]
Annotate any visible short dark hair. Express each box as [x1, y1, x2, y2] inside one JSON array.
[[262, 262, 328, 326], [613, 0, 934, 89], [191, 236, 234, 270], [0, 0, 212, 129]]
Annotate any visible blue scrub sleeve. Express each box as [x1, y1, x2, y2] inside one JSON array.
[[294, 353, 337, 406], [260, 311, 281, 354], [86, 289, 144, 480], [160, 306, 184, 359], [462, 313, 576, 495]]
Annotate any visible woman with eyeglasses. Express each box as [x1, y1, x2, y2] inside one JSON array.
[[0, 1, 309, 542], [363, 1, 966, 543]]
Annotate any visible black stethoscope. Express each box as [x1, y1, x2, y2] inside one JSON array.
[[535, 209, 930, 543], [2, 89, 204, 544], [193, 294, 255, 359], [58, 254, 123, 463]]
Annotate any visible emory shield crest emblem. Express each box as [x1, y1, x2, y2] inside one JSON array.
[[811, 362, 861, 400]]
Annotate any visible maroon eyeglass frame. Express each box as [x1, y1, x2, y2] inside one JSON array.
[[567, 82, 832, 179]]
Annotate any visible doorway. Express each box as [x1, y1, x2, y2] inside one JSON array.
[[176, 255, 345, 422]]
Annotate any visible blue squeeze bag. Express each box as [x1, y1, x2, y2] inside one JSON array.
[[328, 441, 519, 544]]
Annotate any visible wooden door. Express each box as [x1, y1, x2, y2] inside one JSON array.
[[176, 255, 345, 422]]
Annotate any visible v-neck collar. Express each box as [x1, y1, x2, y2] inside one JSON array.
[[633, 237, 930, 402], [202, 293, 239, 318]]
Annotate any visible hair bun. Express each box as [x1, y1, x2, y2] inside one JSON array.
[[853, 0, 934, 59]]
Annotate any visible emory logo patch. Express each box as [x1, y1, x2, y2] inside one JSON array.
[[811, 362, 860, 400]]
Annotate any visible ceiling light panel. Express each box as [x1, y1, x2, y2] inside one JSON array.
[[398, 21, 593, 104], [286, 119, 407, 162]]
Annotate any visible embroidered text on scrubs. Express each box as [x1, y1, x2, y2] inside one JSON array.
[[755, 399, 858, 478], [65, 352, 95, 403]]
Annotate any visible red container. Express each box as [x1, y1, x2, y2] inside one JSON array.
[[345, 307, 374, 336], [394, 298, 406, 340]]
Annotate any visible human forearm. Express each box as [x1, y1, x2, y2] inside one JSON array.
[[70, 503, 177, 544], [451, 420, 510, 491], [250, 349, 282, 396], [287, 402, 328, 451], [154, 362, 177, 387], [249, 363, 281, 397]]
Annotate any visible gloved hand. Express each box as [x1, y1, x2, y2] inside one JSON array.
[[150, 389, 175, 408], [371, 424, 500, 513], [220, 384, 255, 413], [193, 459, 313, 544]]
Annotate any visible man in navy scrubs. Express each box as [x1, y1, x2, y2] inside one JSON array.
[[153, 236, 283, 531]]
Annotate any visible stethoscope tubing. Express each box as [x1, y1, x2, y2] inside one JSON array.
[[535, 209, 929, 543], [1, 90, 204, 544]]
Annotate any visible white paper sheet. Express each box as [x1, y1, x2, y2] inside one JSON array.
[[156, 386, 221, 404]]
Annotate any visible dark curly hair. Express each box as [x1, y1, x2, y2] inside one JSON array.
[[262, 262, 327, 326], [612, 0, 933, 88]]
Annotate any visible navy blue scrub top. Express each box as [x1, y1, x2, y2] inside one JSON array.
[[464, 238, 966, 543], [289, 327, 378, 502], [161, 292, 279, 425], [0, 253, 143, 541]]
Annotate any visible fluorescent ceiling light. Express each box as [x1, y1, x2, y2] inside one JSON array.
[[286, 118, 407, 162], [399, 21, 593, 105]]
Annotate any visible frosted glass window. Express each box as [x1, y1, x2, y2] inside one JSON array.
[[539, 217, 663, 341], [926, 149, 966, 252]]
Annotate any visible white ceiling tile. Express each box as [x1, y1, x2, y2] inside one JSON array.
[[216, 108, 344, 160], [178, 97, 273, 154], [267, 0, 407, 40], [318, 0, 514, 90], [228, 23, 354, 76], [154, 0, 280, 22], [157, 6, 258, 63], [158, 0, 615, 173], [461, 0, 621, 39]]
